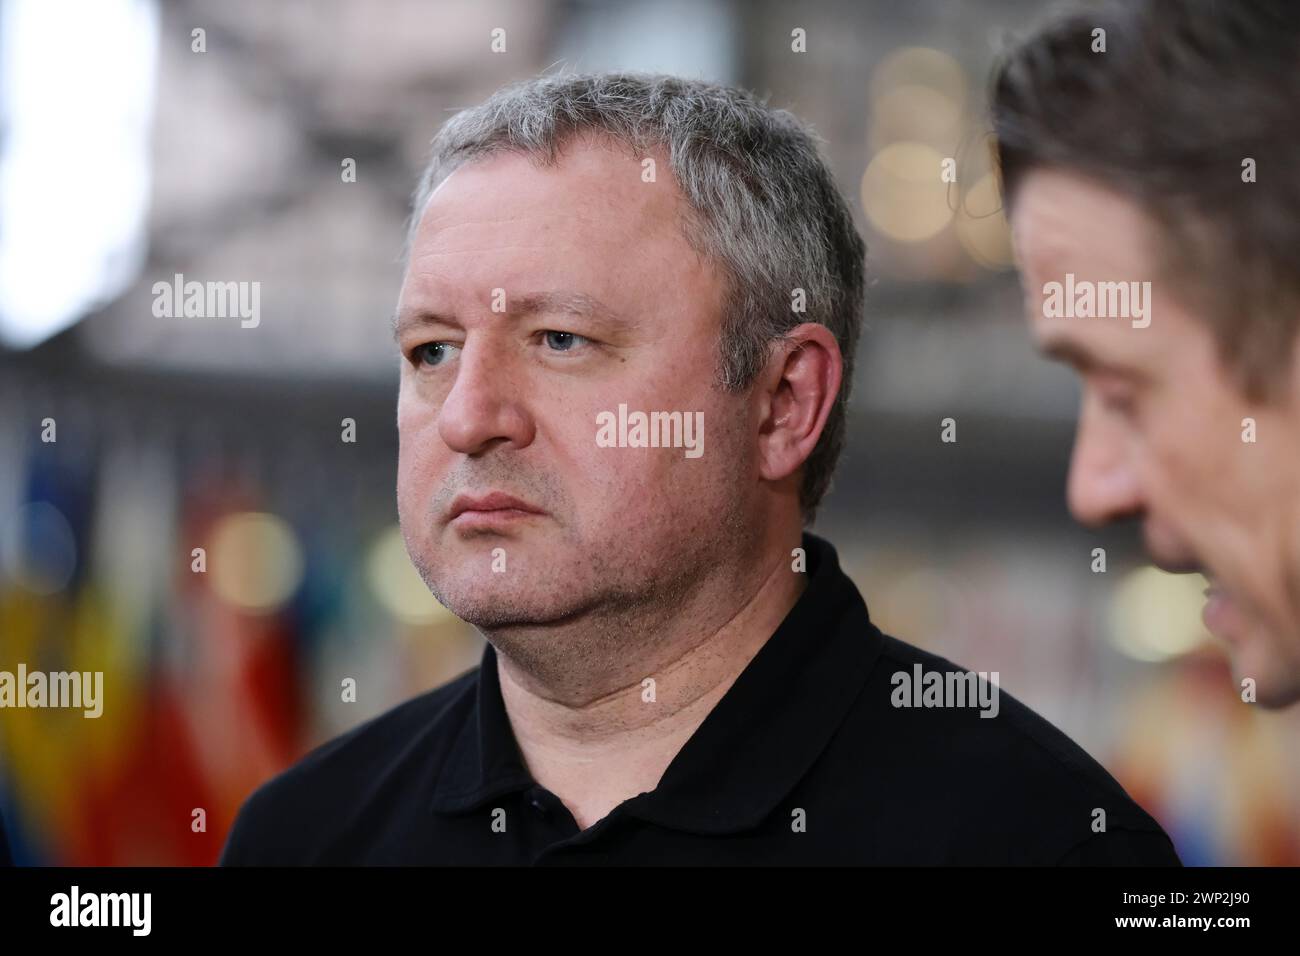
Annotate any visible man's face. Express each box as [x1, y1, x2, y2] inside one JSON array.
[[1011, 168, 1300, 707], [394, 135, 755, 637]]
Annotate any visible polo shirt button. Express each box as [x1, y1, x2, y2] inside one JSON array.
[[528, 789, 549, 816]]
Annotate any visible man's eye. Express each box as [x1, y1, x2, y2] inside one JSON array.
[[543, 330, 589, 352], [1098, 387, 1137, 417], [415, 342, 458, 368]]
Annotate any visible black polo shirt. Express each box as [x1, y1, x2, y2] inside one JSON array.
[[220, 533, 1180, 865]]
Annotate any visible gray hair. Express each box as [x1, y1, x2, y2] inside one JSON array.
[[406, 72, 866, 525]]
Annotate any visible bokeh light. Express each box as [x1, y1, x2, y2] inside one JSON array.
[[209, 511, 303, 613], [366, 524, 455, 626], [1109, 566, 1214, 662], [860, 141, 954, 242]]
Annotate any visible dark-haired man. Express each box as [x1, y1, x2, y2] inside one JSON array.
[[994, 0, 1300, 706]]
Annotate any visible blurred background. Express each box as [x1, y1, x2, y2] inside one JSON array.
[[1, 0, 1296, 866]]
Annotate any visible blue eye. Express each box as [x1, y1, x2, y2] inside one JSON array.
[[544, 331, 588, 352], [416, 342, 457, 367]]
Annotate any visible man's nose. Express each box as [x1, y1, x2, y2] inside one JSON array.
[[1066, 395, 1144, 528], [437, 339, 535, 455]]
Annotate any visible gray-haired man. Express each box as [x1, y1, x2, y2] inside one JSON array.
[[222, 73, 1178, 865]]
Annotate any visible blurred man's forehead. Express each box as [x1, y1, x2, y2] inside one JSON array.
[[1010, 170, 1171, 370], [1015, 170, 1166, 271]]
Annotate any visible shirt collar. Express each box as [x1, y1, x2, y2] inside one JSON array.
[[430, 532, 884, 833]]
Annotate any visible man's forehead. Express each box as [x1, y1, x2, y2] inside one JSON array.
[[1013, 170, 1159, 273], [397, 134, 735, 354], [418, 139, 677, 227], [407, 155, 694, 303], [403, 139, 720, 303]]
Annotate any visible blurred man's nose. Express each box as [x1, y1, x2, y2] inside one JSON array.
[[1066, 395, 1144, 527], [437, 338, 535, 455]]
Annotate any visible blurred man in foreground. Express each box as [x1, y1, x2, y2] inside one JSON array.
[[994, 0, 1300, 706]]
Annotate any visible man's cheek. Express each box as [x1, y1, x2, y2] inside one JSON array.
[[394, 467, 421, 532], [397, 445, 441, 517], [584, 451, 682, 515], [397, 396, 440, 435], [1140, 437, 1204, 527]]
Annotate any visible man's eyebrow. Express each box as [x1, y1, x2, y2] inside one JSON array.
[[1039, 336, 1095, 370], [392, 290, 630, 342], [511, 291, 628, 327], [391, 308, 449, 342], [1038, 334, 1144, 380]]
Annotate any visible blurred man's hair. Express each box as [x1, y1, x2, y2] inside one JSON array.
[[991, 0, 1300, 399], [406, 72, 866, 525]]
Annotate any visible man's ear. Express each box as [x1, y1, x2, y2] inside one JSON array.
[[755, 323, 843, 486]]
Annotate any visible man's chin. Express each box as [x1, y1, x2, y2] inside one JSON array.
[[423, 573, 586, 630], [1227, 641, 1300, 708], [436, 522, 557, 564], [1240, 672, 1300, 709]]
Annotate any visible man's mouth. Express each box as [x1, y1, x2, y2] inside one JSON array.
[[1201, 576, 1241, 641], [447, 491, 547, 529]]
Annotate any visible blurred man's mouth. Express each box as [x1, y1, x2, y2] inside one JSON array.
[[1139, 525, 1242, 639], [447, 491, 547, 532], [1202, 577, 1245, 643]]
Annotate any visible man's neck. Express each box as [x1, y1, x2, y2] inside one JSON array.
[[493, 533, 808, 830]]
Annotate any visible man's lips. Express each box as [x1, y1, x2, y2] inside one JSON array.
[[447, 491, 546, 524], [1201, 576, 1244, 641]]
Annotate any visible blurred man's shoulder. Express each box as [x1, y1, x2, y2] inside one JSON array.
[[220, 663, 480, 864]]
